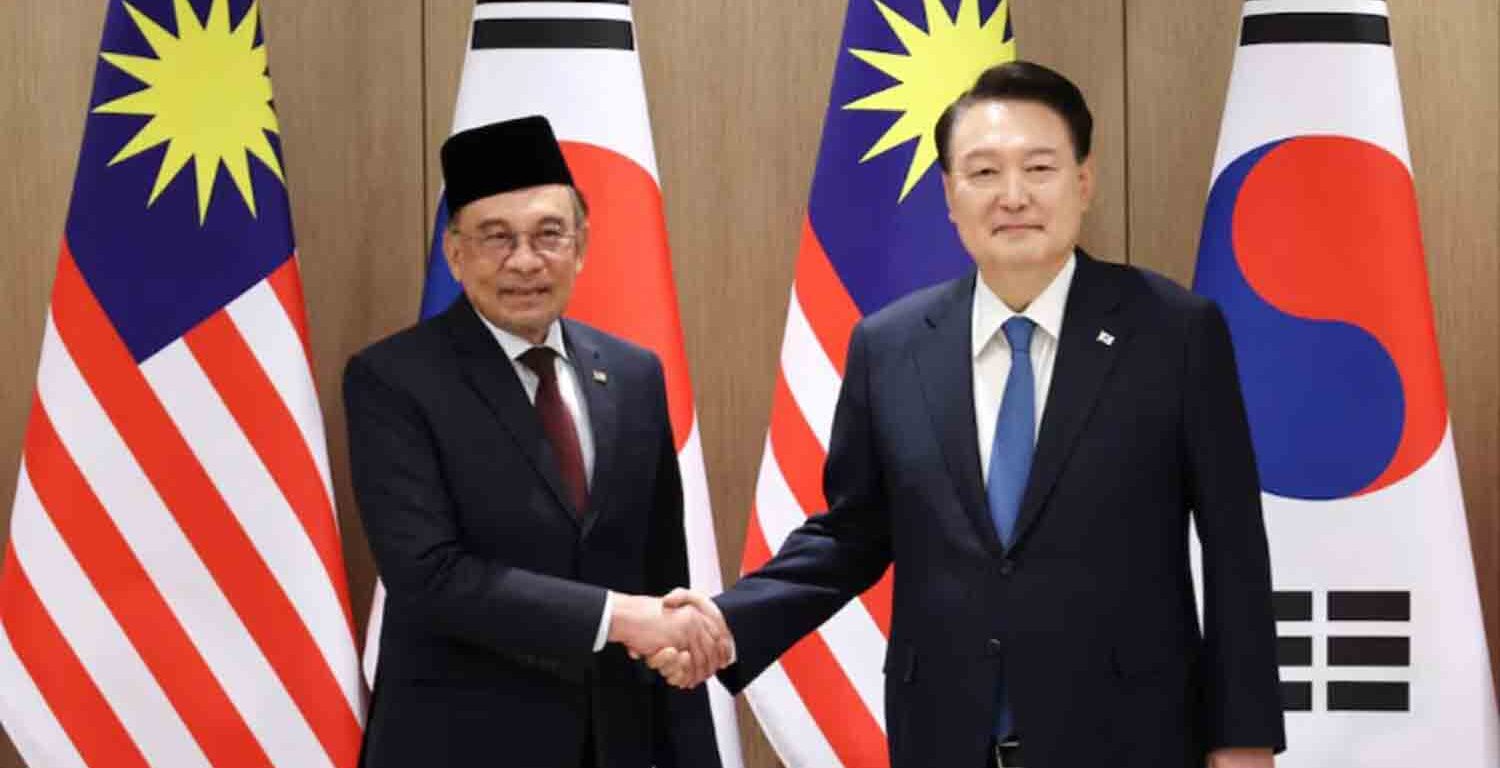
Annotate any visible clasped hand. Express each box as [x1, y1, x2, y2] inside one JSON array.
[[607, 588, 733, 689]]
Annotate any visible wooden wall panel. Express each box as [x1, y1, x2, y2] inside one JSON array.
[[425, 0, 468, 242], [1127, 0, 1500, 690], [1121, 2, 1237, 284]]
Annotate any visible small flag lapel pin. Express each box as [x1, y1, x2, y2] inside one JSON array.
[[1096, 330, 1115, 347]]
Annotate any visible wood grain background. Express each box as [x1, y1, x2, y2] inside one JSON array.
[[1, 1, 1494, 765]]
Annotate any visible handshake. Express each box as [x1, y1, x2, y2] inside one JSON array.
[[606, 588, 734, 689]]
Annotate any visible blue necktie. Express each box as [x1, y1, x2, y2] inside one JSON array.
[[987, 316, 1035, 547], [986, 316, 1034, 738]]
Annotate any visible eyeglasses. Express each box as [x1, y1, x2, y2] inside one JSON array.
[[459, 228, 579, 262]]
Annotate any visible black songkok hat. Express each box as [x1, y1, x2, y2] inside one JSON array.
[[440, 115, 575, 214]]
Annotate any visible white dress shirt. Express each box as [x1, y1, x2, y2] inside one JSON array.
[[972, 253, 1077, 484], [473, 310, 612, 651]]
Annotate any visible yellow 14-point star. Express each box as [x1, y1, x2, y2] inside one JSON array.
[[844, 0, 1016, 201], [94, 0, 284, 223]]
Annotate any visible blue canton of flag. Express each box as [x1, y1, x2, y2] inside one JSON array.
[[71, 0, 295, 360]]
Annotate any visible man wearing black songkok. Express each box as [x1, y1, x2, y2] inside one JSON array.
[[344, 115, 730, 768]]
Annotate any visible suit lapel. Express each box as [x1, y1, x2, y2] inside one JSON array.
[[441, 298, 580, 529], [912, 274, 1005, 556], [1010, 253, 1130, 549], [563, 320, 618, 536]]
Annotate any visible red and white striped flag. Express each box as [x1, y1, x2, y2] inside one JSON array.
[[739, 0, 1016, 765], [0, 1, 365, 766], [359, 2, 744, 765]]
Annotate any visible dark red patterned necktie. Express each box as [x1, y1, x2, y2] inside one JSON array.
[[518, 347, 588, 516]]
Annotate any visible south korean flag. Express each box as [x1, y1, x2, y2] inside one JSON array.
[[1192, 2, 1500, 765]]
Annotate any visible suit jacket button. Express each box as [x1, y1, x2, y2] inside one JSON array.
[[998, 559, 1016, 576], [986, 639, 1003, 657]]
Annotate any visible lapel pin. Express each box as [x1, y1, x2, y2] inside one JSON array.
[[592, 369, 608, 384], [1096, 330, 1115, 347]]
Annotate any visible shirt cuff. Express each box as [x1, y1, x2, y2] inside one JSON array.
[[592, 590, 613, 653]]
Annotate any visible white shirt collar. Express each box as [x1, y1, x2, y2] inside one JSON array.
[[472, 305, 570, 364], [972, 252, 1077, 358]]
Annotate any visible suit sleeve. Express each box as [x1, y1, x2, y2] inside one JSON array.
[[1182, 301, 1287, 752], [716, 321, 895, 692], [344, 352, 606, 672], [639, 358, 724, 768]]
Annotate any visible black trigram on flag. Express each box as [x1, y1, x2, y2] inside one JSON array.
[[1276, 590, 1412, 712]]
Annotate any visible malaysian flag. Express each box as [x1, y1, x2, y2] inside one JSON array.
[[360, 2, 744, 765], [0, 1, 365, 766], [739, 0, 1015, 765]]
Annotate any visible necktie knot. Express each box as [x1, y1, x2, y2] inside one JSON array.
[[1002, 316, 1035, 356], [519, 346, 558, 379]]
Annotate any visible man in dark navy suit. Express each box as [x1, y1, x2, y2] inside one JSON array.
[[345, 116, 729, 768], [659, 62, 1285, 768]]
